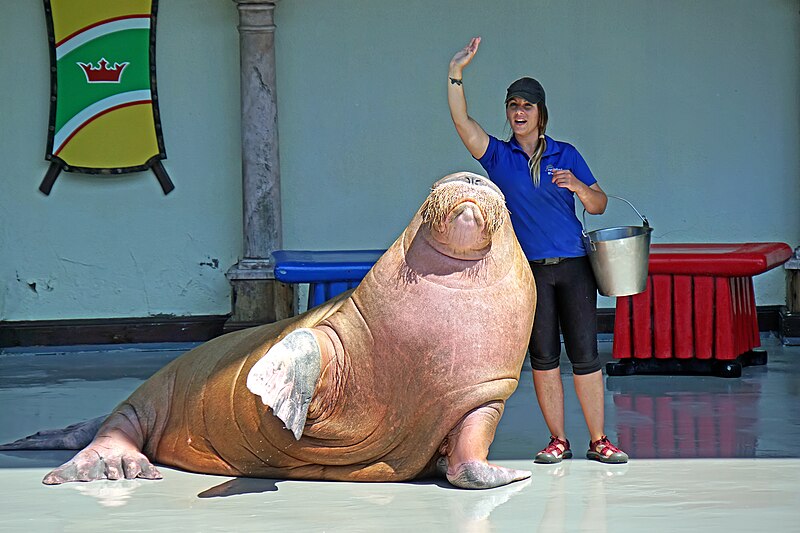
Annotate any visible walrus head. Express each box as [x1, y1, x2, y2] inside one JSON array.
[[420, 172, 508, 260]]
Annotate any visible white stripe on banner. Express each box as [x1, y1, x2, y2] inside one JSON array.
[[53, 90, 152, 154], [56, 17, 151, 60]]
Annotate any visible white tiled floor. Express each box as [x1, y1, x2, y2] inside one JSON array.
[[1, 337, 798, 532]]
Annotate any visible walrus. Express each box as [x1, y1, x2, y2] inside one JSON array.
[[1, 171, 536, 490]]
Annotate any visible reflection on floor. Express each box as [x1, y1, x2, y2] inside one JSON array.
[[1, 336, 798, 531], [610, 380, 761, 459]]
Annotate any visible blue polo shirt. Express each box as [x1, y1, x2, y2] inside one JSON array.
[[477, 134, 596, 260]]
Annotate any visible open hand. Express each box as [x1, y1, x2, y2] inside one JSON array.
[[450, 37, 481, 75]]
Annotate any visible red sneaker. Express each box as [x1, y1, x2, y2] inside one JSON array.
[[534, 436, 573, 464], [587, 436, 629, 464]]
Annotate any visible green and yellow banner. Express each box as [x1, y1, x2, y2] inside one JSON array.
[[41, 0, 173, 195]]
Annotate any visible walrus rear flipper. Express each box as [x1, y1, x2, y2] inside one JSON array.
[[246, 328, 322, 440], [0, 415, 106, 450]]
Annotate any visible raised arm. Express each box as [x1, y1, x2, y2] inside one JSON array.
[[448, 37, 490, 160]]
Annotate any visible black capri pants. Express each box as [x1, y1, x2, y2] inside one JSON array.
[[528, 256, 601, 375]]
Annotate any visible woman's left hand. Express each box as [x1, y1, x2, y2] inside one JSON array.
[[551, 169, 585, 193], [553, 170, 607, 214]]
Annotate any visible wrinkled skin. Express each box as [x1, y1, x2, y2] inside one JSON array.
[[3, 172, 536, 489]]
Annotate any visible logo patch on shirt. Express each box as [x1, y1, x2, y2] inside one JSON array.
[[546, 165, 566, 176]]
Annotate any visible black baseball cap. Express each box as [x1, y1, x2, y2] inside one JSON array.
[[505, 77, 546, 106]]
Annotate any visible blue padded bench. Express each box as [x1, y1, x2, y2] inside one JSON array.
[[272, 249, 385, 309]]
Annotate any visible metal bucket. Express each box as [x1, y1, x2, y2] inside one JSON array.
[[582, 196, 652, 297]]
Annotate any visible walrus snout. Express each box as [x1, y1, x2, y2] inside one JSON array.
[[421, 174, 508, 238], [449, 200, 485, 227], [419, 173, 509, 261]]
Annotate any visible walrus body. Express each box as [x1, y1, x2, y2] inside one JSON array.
[[3, 172, 536, 489]]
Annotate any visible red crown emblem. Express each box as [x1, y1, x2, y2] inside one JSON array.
[[78, 58, 129, 83]]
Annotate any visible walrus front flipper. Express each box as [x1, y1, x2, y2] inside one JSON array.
[[441, 402, 531, 489], [0, 415, 106, 450], [42, 443, 161, 485], [447, 460, 531, 490], [247, 328, 322, 440], [39, 404, 162, 485]]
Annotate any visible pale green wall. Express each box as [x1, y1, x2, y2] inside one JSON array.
[[276, 0, 800, 308], [1, 1, 242, 320], [1, 0, 798, 321]]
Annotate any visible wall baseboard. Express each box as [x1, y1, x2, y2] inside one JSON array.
[[0, 315, 229, 348], [0, 306, 787, 348]]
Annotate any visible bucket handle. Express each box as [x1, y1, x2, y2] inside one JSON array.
[[581, 195, 650, 251]]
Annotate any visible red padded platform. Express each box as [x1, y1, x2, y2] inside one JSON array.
[[611, 243, 792, 374], [648, 243, 792, 277]]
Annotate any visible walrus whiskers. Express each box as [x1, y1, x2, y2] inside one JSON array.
[[420, 183, 508, 237]]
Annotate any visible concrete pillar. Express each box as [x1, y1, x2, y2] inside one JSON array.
[[226, 0, 293, 329]]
